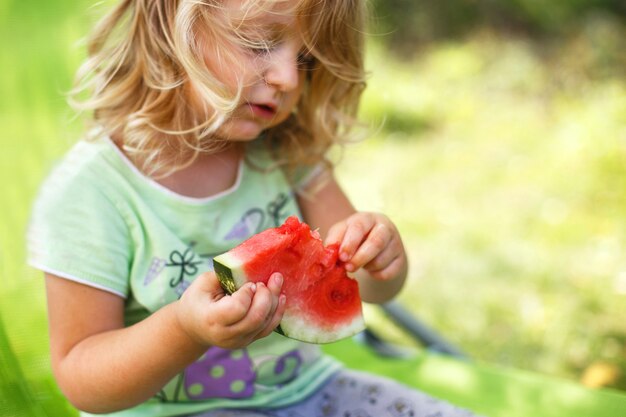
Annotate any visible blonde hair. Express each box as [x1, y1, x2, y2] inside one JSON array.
[[70, 0, 367, 180]]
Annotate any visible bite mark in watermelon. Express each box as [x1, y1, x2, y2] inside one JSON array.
[[213, 216, 365, 344]]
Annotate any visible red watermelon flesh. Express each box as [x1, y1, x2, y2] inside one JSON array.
[[213, 216, 364, 343]]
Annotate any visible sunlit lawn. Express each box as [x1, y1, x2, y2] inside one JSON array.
[[1, 1, 625, 402], [340, 29, 626, 390]]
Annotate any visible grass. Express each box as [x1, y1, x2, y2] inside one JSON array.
[[0, 0, 625, 408], [338, 28, 626, 390]]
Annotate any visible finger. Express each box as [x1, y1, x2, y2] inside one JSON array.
[[255, 293, 286, 339], [324, 221, 347, 247], [339, 214, 376, 262], [230, 282, 273, 333], [266, 273, 283, 297], [363, 242, 398, 273], [214, 282, 257, 326], [345, 222, 392, 271], [194, 271, 227, 300], [264, 273, 283, 324], [368, 255, 405, 281]]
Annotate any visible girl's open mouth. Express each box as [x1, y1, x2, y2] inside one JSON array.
[[248, 103, 277, 119]]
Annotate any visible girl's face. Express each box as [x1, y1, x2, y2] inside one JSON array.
[[203, 0, 311, 142]]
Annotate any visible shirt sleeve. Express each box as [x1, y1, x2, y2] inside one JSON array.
[[27, 163, 132, 298]]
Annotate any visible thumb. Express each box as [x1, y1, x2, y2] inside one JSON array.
[[214, 282, 257, 326], [195, 271, 227, 301]]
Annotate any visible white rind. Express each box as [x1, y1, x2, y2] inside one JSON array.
[[280, 312, 365, 344]]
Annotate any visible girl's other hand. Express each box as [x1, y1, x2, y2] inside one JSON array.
[[175, 271, 286, 350], [325, 212, 407, 281]]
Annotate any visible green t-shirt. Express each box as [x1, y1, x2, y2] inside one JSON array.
[[27, 136, 341, 417]]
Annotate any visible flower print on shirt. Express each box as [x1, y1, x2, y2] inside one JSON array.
[[223, 192, 293, 241]]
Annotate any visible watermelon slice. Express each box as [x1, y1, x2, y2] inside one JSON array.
[[213, 216, 365, 344]]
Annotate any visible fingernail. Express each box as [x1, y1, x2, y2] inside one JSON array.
[[340, 252, 349, 262], [345, 263, 354, 272], [279, 294, 286, 305], [249, 283, 257, 293], [272, 273, 283, 286]]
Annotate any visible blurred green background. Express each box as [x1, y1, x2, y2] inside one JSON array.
[[0, 0, 625, 413]]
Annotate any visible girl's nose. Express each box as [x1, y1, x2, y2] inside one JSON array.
[[263, 44, 300, 92]]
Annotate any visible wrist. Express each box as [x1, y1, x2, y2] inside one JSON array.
[[167, 301, 210, 354], [357, 261, 407, 304]]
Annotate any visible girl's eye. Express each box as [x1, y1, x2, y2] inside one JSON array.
[[244, 38, 276, 55], [247, 44, 271, 55], [249, 47, 269, 55], [297, 51, 315, 68]]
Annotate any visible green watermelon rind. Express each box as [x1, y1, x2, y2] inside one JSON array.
[[212, 253, 365, 344], [213, 252, 245, 295]]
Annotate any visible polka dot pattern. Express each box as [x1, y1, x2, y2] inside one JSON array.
[[184, 347, 255, 400]]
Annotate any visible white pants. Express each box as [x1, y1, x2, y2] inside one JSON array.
[[192, 369, 479, 417]]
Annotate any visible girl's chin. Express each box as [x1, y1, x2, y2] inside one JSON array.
[[216, 120, 266, 142]]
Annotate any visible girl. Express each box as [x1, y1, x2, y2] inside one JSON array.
[[28, 0, 478, 416]]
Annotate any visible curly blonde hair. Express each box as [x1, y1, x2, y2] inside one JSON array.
[[70, 0, 367, 180]]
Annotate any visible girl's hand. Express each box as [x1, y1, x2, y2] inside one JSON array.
[[325, 212, 407, 281], [174, 271, 286, 350]]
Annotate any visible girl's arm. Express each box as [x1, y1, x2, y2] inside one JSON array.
[[297, 172, 408, 304], [45, 270, 284, 414]]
